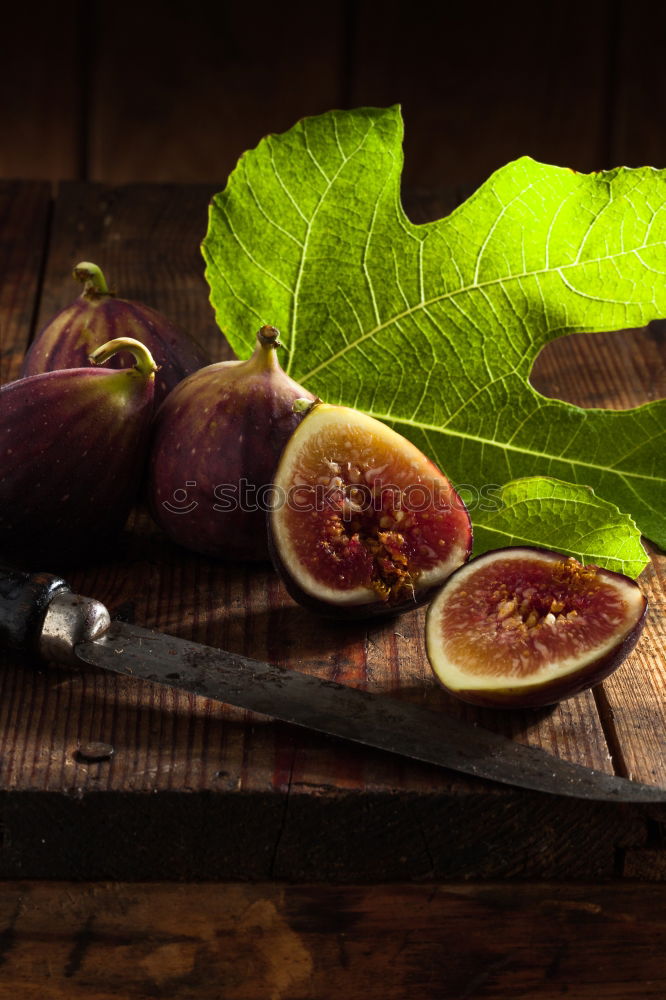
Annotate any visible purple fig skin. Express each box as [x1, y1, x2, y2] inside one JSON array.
[[148, 326, 316, 562], [20, 262, 209, 406], [425, 546, 648, 709], [0, 339, 156, 567]]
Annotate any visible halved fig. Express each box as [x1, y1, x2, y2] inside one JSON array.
[[268, 402, 472, 618], [425, 547, 648, 708]]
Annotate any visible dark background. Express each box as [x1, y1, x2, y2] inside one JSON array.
[[2, 0, 666, 191]]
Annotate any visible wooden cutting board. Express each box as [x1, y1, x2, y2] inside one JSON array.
[[1, 180, 665, 881]]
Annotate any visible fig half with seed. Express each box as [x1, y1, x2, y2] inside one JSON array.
[[0, 337, 157, 567], [21, 262, 209, 405], [148, 325, 316, 561], [426, 547, 647, 708], [268, 402, 473, 618]]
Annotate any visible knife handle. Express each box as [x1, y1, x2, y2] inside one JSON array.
[[0, 564, 112, 662], [0, 564, 69, 653]]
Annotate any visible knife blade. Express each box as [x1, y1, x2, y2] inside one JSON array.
[[2, 565, 665, 803]]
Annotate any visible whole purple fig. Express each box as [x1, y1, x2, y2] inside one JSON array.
[[148, 325, 316, 561], [1, 338, 157, 567], [20, 262, 209, 405]]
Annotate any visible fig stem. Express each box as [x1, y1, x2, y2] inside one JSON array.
[[73, 261, 114, 299], [241, 325, 284, 374], [293, 397, 318, 414], [89, 337, 158, 377], [257, 325, 281, 348]]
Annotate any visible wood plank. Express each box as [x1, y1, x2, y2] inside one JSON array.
[[530, 318, 666, 788], [0, 182, 52, 384], [610, 2, 666, 168], [0, 881, 665, 999], [26, 182, 618, 785], [33, 181, 226, 361], [530, 324, 666, 411], [601, 0, 666, 784], [349, 1, 610, 191], [601, 548, 666, 786], [0, 9, 79, 181], [1, 182, 664, 881], [87, 1, 345, 184]]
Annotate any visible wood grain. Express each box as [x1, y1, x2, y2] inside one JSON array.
[[26, 181, 618, 785], [601, 549, 666, 785], [0, 182, 52, 384], [530, 319, 666, 788], [530, 324, 666, 411], [0, 881, 665, 999], [610, 3, 666, 168], [0, 8, 80, 181], [349, 1, 611, 191], [1, 182, 665, 881], [33, 181, 225, 360], [3, 0, 665, 190], [87, 0, 345, 184]]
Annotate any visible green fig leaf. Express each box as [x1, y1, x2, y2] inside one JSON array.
[[203, 106, 666, 560], [472, 478, 649, 577]]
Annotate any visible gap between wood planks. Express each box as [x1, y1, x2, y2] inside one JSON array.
[[24, 192, 56, 354], [594, 686, 632, 781]]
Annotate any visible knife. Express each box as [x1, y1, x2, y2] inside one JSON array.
[[1, 564, 664, 803]]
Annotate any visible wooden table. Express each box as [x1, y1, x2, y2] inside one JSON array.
[[1, 180, 665, 998]]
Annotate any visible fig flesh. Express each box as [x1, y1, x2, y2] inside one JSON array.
[[425, 547, 647, 708], [20, 262, 209, 405], [268, 402, 473, 618], [0, 337, 157, 567], [148, 326, 316, 561]]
